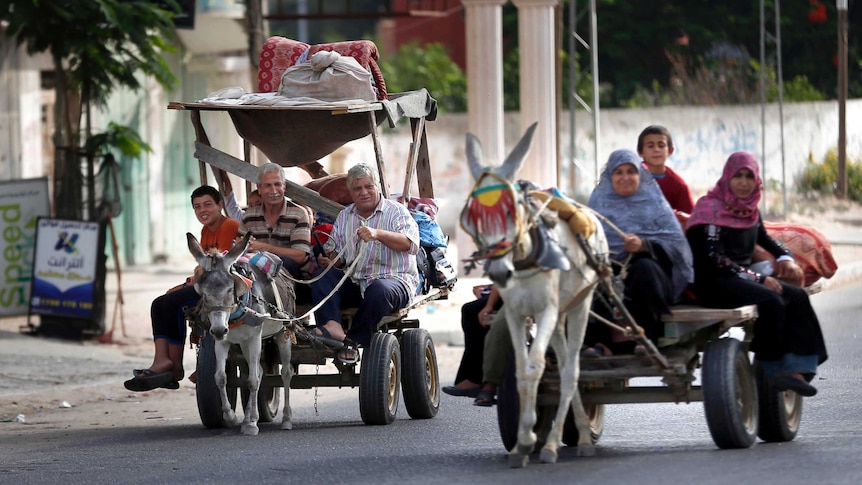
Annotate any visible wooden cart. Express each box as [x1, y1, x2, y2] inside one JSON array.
[[496, 283, 822, 451], [168, 90, 450, 427]]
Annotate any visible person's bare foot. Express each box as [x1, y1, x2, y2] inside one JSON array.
[[453, 379, 481, 390], [312, 320, 347, 342]]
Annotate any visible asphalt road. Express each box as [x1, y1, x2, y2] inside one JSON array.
[[0, 281, 860, 485]]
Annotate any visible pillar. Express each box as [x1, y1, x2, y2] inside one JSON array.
[[512, 0, 559, 188], [461, 0, 507, 164]]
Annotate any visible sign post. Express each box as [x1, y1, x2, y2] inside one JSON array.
[[28, 218, 106, 337], [0, 178, 51, 317]]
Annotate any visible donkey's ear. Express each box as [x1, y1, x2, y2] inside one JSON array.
[[224, 232, 252, 266], [499, 122, 538, 181], [465, 132, 486, 180], [187, 232, 205, 260]]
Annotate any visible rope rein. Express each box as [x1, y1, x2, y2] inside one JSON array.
[[260, 233, 370, 324]]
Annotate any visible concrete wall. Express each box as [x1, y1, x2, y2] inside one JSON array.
[[333, 100, 861, 264], [339, 100, 861, 233]]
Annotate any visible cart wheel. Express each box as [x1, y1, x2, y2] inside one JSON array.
[[196, 334, 238, 429], [241, 339, 280, 423], [401, 328, 440, 419], [562, 403, 605, 446], [359, 333, 402, 425], [497, 350, 554, 453], [702, 337, 758, 449], [754, 360, 803, 442]]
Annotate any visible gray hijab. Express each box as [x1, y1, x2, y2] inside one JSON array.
[[587, 149, 693, 298]]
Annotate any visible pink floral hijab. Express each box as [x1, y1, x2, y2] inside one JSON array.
[[687, 151, 762, 230]]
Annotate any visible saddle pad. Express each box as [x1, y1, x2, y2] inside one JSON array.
[[249, 251, 282, 279], [529, 191, 596, 239]]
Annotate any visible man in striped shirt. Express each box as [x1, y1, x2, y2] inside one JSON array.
[[239, 162, 312, 277], [310, 163, 420, 364]]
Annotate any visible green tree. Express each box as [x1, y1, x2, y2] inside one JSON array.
[[380, 41, 467, 112], [1, 0, 178, 220], [561, 0, 861, 107]]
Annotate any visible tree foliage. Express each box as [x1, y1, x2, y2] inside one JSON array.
[[560, 0, 861, 107], [1, 0, 179, 219], [379, 41, 467, 112]]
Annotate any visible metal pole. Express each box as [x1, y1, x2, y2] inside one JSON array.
[[775, 0, 787, 219], [837, 0, 848, 199], [589, 0, 600, 182], [759, 0, 766, 213], [569, 0, 576, 194]]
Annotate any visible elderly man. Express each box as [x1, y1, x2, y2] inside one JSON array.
[[310, 163, 420, 364], [239, 162, 312, 277]]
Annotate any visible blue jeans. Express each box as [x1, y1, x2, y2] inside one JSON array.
[[310, 269, 410, 347], [758, 353, 819, 379]]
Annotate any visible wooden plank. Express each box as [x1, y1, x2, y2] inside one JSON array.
[[168, 100, 382, 114], [401, 116, 425, 202], [368, 110, 389, 199], [193, 142, 345, 218], [663, 304, 758, 323], [413, 118, 434, 198]]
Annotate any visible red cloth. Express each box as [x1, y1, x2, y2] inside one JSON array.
[[257, 37, 309, 93], [257, 37, 388, 100], [753, 222, 838, 286], [312, 223, 334, 246]]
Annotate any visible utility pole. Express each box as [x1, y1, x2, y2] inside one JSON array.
[[837, 0, 848, 199]]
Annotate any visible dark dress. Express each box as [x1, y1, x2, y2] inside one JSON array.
[[585, 241, 675, 354], [454, 291, 503, 385], [686, 218, 827, 365]]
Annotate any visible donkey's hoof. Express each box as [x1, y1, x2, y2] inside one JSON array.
[[539, 448, 558, 464], [508, 452, 529, 468], [241, 423, 259, 436], [225, 413, 241, 426], [280, 420, 293, 430], [576, 444, 596, 457]]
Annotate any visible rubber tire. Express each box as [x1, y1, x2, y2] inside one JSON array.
[[359, 333, 402, 425], [497, 350, 554, 453], [562, 403, 606, 446], [701, 338, 758, 449], [401, 328, 440, 419], [240, 341, 280, 423], [754, 360, 803, 442], [196, 334, 238, 429]]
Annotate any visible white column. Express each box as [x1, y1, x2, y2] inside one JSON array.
[[513, 0, 559, 188], [461, 0, 506, 164]]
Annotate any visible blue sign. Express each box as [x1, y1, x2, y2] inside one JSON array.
[[29, 218, 100, 319]]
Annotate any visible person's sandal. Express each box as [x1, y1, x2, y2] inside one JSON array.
[[473, 389, 497, 407], [337, 338, 359, 365]]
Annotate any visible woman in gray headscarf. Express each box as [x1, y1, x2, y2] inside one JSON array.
[[585, 149, 694, 354]]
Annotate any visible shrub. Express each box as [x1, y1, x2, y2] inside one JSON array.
[[797, 148, 862, 203]]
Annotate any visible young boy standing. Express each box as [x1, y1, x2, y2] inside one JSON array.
[[637, 124, 695, 227]]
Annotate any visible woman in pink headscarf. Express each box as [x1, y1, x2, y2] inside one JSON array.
[[686, 152, 827, 397]]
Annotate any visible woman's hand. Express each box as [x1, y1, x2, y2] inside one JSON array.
[[763, 276, 783, 293], [775, 259, 804, 287], [622, 234, 644, 253], [478, 306, 494, 328]]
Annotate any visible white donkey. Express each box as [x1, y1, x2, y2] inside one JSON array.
[[187, 232, 294, 435], [460, 123, 609, 466]]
